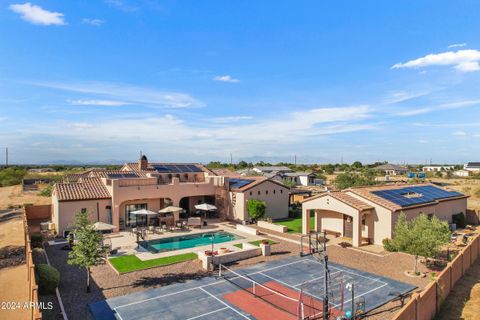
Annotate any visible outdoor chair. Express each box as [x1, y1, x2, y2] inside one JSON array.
[[148, 226, 154, 234]]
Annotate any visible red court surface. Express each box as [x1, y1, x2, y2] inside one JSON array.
[[223, 280, 343, 320]]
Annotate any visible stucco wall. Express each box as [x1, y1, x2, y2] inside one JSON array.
[[56, 199, 112, 235], [242, 181, 289, 220]]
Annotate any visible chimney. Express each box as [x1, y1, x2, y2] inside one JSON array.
[[139, 153, 148, 170]]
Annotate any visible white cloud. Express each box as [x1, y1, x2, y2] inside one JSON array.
[[397, 99, 480, 116], [382, 90, 431, 105], [29, 81, 204, 108], [418, 140, 428, 144], [82, 18, 104, 26], [0, 117, 7, 121], [452, 130, 467, 136], [392, 50, 480, 73], [68, 99, 130, 106], [104, 0, 138, 12], [9, 3, 65, 26], [448, 43, 467, 48], [211, 116, 253, 123], [22, 105, 374, 158], [213, 75, 240, 83]]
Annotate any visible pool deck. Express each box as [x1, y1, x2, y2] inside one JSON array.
[[106, 221, 263, 261]]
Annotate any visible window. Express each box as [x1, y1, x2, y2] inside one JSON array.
[[81, 208, 87, 213], [250, 191, 252, 196], [266, 190, 269, 195], [258, 191, 261, 195], [280, 189, 283, 194], [273, 190, 276, 194], [125, 203, 147, 227]]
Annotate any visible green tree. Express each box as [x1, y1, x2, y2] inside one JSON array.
[[67, 211, 108, 292], [247, 199, 266, 222], [383, 213, 450, 273], [351, 161, 363, 169], [334, 168, 377, 189], [0, 167, 27, 186], [281, 179, 297, 188]]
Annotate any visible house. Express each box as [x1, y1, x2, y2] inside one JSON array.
[[28, 168, 55, 173], [244, 166, 316, 186], [422, 165, 455, 172], [51, 154, 289, 235], [464, 162, 480, 172], [454, 170, 470, 177], [374, 163, 408, 176], [251, 166, 294, 174], [301, 183, 467, 247]]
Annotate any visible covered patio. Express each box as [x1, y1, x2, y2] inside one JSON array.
[[301, 192, 374, 247]]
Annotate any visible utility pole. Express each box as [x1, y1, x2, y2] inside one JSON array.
[[230, 153, 233, 165], [294, 154, 297, 165], [5, 147, 8, 167]]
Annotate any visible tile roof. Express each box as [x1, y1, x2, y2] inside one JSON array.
[[230, 176, 289, 192], [54, 177, 111, 201], [302, 191, 373, 211], [347, 183, 467, 211]]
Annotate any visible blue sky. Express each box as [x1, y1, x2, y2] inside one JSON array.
[[1, 1, 480, 164]]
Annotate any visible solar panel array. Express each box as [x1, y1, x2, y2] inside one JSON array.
[[107, 173, 139, 179], [152, 164, 203, 173], [372, 185, 463, 207], [229, 178, 255, 189]]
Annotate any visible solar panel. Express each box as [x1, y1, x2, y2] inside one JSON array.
[[229, 178, 255, 189], [372, 185, 463, 207], [107, 173, 139, 179], [152, 164, 203, 173]]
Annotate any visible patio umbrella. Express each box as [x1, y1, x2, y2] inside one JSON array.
[[158, 206, 183, 213], [92, 222, 116, 231], [194, 203, 217, 211], [194, 203, 217, 219], [130, 209, 158, 216]]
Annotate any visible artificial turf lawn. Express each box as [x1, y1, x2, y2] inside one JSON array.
[[233, 243, 243, 249], [273, 215, 315, 233], [109, 252, 197, 273]]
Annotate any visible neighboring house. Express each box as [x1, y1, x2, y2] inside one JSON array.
[[282, 172, 316, 186], [28, 168, 55, 173], [464, 162, 480, 172], [22, 178, 51, 191], [51, 154, 289, 235], [374, 164, 408, 176], [301, 183, 467, 247], [454, 170, 470, 177], [252, 166, 294, 174], [244, 166, 316, 186], [422, 165, 455, 172]]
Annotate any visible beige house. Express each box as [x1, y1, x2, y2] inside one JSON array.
[[51, 155, 289, 235], [302, 183, 467, 247]]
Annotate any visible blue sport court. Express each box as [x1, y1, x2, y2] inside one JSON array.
[[90, 255, 416, 320]]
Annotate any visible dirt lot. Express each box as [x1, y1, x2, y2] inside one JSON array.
[[0, 185, 50, 209], [437, 260, 480, 320], [0, 217, 30, 320]]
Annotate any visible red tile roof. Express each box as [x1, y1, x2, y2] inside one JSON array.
[[54, 177, 111, 201]]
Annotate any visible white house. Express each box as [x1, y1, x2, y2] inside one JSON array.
[[464, 162, 480, 172], [422, 165, 454, 172]]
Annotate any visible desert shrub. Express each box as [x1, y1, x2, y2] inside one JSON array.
[[452, 213, 467, 229], [382, 238, 397, 252], [32, 248, 47, 264], [30, 233, 44, 248], [35, 264, 60, 294], [247, 199, 266, 222]]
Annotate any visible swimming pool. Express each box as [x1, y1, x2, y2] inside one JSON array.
[[140, 231, 244, 253]]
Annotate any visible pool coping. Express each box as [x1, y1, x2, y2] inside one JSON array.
[[109, 225, 265, 261]]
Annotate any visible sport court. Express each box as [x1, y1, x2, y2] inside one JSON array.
[[90, 255, 415, 319]]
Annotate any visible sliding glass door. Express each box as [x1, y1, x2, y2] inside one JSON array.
[[125, 203, 147, 227]]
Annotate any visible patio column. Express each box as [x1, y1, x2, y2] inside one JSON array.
[[314, 209, 322, 232], [352, 211, 362, 247], [302, 207, 311, 235]]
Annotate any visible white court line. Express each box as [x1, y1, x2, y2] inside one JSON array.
[[333, 283, 389, 309], [292, 270, 342, 288], [302, 258, 388, 285], [198, 288, 252, 320], [114, 259, 307, 310], [185, 307, 229, 320]]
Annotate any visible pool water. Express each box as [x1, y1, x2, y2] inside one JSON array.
[[140, 231, 244, 253]]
